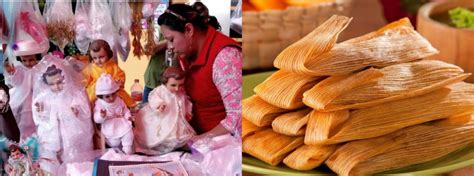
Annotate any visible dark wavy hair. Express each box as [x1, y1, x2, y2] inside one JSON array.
[[158, 4, 209, 33], [42, 64, 63, 84]]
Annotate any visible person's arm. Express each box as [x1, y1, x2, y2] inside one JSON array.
[[203, 46, 242, 138]]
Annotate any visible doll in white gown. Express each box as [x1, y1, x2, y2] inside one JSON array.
[[32, 62, 93, 174], [93, 74, 134, 154], [4, 54, 42, 140], [134, 67, 196, 155]]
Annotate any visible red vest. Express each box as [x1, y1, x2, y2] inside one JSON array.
[[181, 28, 240, 134]]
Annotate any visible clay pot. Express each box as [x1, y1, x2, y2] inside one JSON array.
[[417, 0, 474, 82]]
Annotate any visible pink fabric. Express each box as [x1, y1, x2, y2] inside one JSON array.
[[212, 46, 242, 138]]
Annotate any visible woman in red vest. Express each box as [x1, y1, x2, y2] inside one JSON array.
[[157, 4, 242, 141]]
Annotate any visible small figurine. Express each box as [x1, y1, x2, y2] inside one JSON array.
[[33, 64, 93, 174], [0, 135, 40, 176], [5, 145, 29, 176], [134, 67, 196, 155], [94, 74, 134, 154]]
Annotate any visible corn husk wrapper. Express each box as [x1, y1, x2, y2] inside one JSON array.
[[326, 115, 474, 176], [304, 60, 470, 111], [243, 128, 304, 166], [304, 18, 439, 76], [272, 109, 311, 136], [305, 110, 349, 145], [255, 70, 322, 109], [273, 15, 351, 75], [303, 68, 383, 111], [243, 118, 266, 139], [283, 144, 337, 170], [321, 82, 474, 145], [243, 95, 289, 127]]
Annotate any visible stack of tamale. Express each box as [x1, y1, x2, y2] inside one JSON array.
[[242, 15, 474, 175]]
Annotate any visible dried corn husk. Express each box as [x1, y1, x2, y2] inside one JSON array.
[[272, 109, 311, 136], [273, 15, 351, 75], [303, 68, 383, 111], [305, 110, 349, 145], [326, 115, 474, 176], [243, 129, 304, 166], [242, 95, 289, 127], [243, 118, 266, 139], [304, 18, 439, 76], [304, 60, 470, 111], [255, 70, 322, 109], [321, 82, 474, 145], [283, 144, 337, 170]]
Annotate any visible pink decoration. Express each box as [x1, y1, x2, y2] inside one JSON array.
[[19, 12, 46, 44]]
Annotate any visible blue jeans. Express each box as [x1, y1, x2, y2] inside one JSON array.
[[142, 86, 154, 104]]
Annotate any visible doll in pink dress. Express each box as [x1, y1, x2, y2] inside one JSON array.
[[134, 67, 196, 155], [93, 74, 134, 154]]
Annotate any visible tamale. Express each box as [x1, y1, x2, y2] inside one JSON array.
[[242, 95, 289, 127], [326, 116, 474, 176], [283, 145, 337, 170], [321, 82, 474, 145], [304, 18, 439, 76], [272, 109, 311, 136], [273, 15, 352, 75], [243, 118, 266, 139], [304, 60, 470, 111], [304, 110, 349, 145], [243, 128, 304, 166], [303, 68, 383, 111], [255, 70, 322, 109]]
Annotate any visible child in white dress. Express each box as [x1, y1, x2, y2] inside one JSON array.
[[93, 74, 134, 154], [32, 63, 93, 174], [134, 67, 196, 155]]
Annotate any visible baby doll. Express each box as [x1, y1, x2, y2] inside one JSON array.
[[134, 67, 196, 155], [93, 74, 134, 154], [32, 64, 93, 174], [82, 39, 135, 108], [6, 145, 29, 176], [3, 54, 42, 140]]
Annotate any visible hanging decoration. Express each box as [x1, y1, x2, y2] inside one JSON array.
[[129, 1, 144, 58]]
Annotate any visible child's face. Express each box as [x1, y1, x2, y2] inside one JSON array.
[[45, 73, 65, 93], [10, 150, 22, 159], [20, 55, 38, 69], [99, 93, 117, 103], [90, 48, 110, 67], [166, 78, 185, 94]]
